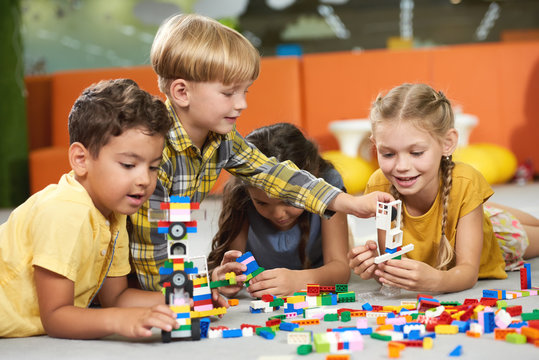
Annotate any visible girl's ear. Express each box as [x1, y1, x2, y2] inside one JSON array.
[[69, 142, 89, 178], [169, 79, 190, 108], [443, 128, 459, 156]]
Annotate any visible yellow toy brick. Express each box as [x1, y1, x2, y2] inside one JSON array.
[[286, 295, 306, 304], [423, 336, 433, 349], [434, 324, 459, 335]]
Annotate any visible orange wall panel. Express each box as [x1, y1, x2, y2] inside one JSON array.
[[237, 56, 302, 136], [51, 66, 160, 147], [302, 49, 431, 139]]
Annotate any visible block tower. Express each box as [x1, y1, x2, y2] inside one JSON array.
[[374, 200, 414, 264], [149, 196, 226, 342]]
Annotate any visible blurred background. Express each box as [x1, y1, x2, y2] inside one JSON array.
[[20, 0, 539, 73], [1, 0, 539, 207]]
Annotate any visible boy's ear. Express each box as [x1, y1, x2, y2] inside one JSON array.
[[169, 79, 190, 107], [69, 142, 89, 177], [443, 128, 459, 156]]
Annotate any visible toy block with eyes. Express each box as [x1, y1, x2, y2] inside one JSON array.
[[149, 195, 226, 342], [373, 200, 414, 264]]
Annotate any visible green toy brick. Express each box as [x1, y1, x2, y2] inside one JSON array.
[[297, 344, 313, 355], [521, 312, 539, 321], [209, 279, 230, 288], [270, 298, 285, 307], [505, 333, 527, 344], [335, 284, 348, 293], [323, 313, 339, 321], [340, 311, 351, 322], [371, 332, 392, 341]]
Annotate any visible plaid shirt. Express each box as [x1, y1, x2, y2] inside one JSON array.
[[130, 100, 342, 290]]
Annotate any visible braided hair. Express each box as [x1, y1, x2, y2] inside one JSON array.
[[370, 83, 455, 269]]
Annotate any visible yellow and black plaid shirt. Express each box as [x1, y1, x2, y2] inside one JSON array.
[[130, 100, 341, 290]]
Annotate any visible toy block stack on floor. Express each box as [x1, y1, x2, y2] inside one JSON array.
[[150, 196, 226, 341]]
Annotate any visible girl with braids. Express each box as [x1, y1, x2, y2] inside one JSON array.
[[348, 83, 539, 293], [208, 123, 351, 298]]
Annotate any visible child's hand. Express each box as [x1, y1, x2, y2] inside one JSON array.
[[211, 250, 248, 298], [348, 240, 379, 280], [115, 304, 178, 338], [246, 268, 301, 298], [375, 258, 443, 292], [335, 191, 395, 219]]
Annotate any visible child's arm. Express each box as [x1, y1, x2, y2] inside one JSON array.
[[329, 191, 394, 219], [247, 211, 350, 298], [34, 266, 177, 339], [375, 205, 484, 292]]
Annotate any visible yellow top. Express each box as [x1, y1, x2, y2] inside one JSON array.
[[365, 162, 506, 279], [0, 172, 130, 337]]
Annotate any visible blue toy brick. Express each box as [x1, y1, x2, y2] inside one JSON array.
[[184, 267, 199, 274], [386, 312, 395, 318], [279, 322, 299, 331], [483, 312, 495, 333], [408, 329, 421, 340], [508, 321, 526, 328], [170, 195, 190, 203], [200, 318, 210, 338], [451, 320, 469, 333], [482, 289, 499, 299], [193, 293, 212, 302], [159, 267, 174, 275], [418, 296, 439, 303], [223, 328, 243, 338], [236, 251, 254, 263], [259, 330, 275, 340], [358, 327, 373, 335], [245, 260, 260, 275], [525, 263, 532, 289], [449, 345, 462, 357], [176, 312, 190, 319], [362, 302, 373, 311], [249, 307, 262, 314], [158, 227, 169, 234], [385, 247, 398, 254], [186, 227, 197, 233]]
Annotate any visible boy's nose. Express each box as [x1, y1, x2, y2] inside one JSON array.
[[235, 94, 247, 111], [136, 170, 151, 186]]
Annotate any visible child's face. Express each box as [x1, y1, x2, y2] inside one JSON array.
[[184, 80, 252, 135], [82, 127, 164, 218], [373, 120, 443, 203], [247, 187, 305, 231]]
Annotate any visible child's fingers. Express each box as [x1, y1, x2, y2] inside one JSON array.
[[221, 250, 243, 264]]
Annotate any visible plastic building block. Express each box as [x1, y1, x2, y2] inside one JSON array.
[[505, 333, 527, 344], [448, 345, 462, 357], [373, 200, 414, 264], [296, 344, 312, 355]]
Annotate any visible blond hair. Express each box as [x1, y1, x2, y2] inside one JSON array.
[[150, 13, 260, 96], [371, 83, 455, 269]]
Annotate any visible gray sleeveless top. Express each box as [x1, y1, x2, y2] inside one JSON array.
[[245, 168, 345, 270]]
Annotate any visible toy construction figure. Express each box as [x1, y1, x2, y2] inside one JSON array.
[[149, 196, 226, 342], [374, 200, 414, 264]]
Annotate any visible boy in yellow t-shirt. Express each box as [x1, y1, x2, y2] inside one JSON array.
[[0, 79, 179, 339]]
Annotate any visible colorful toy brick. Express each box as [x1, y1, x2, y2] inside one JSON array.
[[373, 200, 414, 264]]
